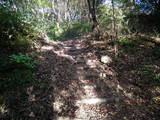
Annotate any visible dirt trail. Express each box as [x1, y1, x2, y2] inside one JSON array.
[[3, 36, 159, 120], [27, 36, 154, 120]]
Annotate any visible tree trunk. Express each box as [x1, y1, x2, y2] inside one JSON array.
[[111, 0, 118, 57], [87, 0, 98, 31]]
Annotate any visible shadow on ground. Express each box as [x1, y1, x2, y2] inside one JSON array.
[[0, 35, 160, 119]]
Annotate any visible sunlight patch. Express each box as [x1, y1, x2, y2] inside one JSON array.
[[99, 73, 107, 78], [53, 101, 64, 113], [54, 50, 75, 61], [86, 59, 99, 68], [0, 104, 8, 115], [76, 98, 107, 105], [83, 85, 96, 89], [41, 46, 53, 51]]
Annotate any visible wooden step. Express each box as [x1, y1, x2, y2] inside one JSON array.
[[76, 97, 120, 104]]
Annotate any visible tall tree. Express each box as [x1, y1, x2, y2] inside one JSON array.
[[87, 0, 98, 31], [86, 0, 104, 31]]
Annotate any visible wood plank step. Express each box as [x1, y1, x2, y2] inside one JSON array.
[[76, 97, 121, 105], [53, 97, 121, 107]]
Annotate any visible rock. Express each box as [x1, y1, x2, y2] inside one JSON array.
[[100, 55, 112, 64], [29, 112, 35, 117]]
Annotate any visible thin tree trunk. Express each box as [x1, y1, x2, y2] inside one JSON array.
[[111, 0, 118, 57]]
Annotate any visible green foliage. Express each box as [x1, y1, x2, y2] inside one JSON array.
[[119, 36, 160, 58], [119, 37, 130, 43], [0, 7, 39, 51], [141, 65, 160, 83], [49, 21, 91, 40], [47, 23, 68, 39], [10, 53, 37, 69], [119, 37, 139, 53], [98, 5, 112, 27], [61, 22, 90, 39], [97, 4, 128, 37], [0, 69, 35, 86], [149, 45, 160, 60], [0, 53, 37, 91], [71, 20, 80, 25], [119, 36, 160, 90], [134, 65, 160, 88]]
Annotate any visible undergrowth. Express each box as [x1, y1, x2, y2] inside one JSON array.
[[0, 53, 37, 92], [118, 36, 160, 104]]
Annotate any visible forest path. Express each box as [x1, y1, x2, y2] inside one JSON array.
[[34, 36, 148, 120]]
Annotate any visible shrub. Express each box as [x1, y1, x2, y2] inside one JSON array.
[[0, 7, 38, 52], [9, 53, 37, 69], [0, 53, 37, 91], [59, 21, 90, 40]]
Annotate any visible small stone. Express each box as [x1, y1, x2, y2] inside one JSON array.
[[101, 55, 112, 64], [29, 112, 35, 117]]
